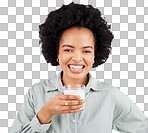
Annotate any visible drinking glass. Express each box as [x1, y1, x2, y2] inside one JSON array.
[[64, 84, 85, 110]]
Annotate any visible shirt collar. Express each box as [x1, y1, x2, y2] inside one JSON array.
[[46, 71, 104, 93]]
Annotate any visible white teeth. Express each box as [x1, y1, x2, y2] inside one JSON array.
[[69, 65, 83, 69]]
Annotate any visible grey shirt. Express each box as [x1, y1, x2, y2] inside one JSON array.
[[11, 71, 148, 133]]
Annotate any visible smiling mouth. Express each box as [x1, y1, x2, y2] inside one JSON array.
[[68, 65, 85, 70], [67, 65, 85, 73]]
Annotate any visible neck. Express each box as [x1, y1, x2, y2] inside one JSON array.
[[61, 71, 89, 86]]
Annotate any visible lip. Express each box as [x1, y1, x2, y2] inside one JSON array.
[[68, 64, 85, 66], [67, 64, 85, 73]]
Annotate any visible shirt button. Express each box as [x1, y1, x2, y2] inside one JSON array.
[[72, 119, 76, 123]]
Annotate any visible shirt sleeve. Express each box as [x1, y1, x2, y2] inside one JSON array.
[[11, 87, 52, 133], [112, 89, 148, 133]]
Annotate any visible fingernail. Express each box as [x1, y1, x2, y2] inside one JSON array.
[[78, 96, 81, 99], [81, 100, 85, 103]]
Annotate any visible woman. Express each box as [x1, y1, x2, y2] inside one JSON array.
[[12, 2, 148, 133]]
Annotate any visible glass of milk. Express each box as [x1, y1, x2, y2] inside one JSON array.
[[64, 84, 85, 110]]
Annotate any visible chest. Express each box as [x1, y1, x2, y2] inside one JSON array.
[[49, 91, 114, 133]]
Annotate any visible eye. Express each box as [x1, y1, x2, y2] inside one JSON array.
[[64, 49, 72, 52], [83, 50, 91, 53]]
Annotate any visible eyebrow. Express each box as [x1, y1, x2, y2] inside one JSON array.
[[62, 44, 93, 49]]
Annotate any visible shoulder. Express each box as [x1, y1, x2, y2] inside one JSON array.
[[93, 77, 119, 94], [97, 80, 129, 103], [27, 75, 57, 96], [95, 80, 132, 116]]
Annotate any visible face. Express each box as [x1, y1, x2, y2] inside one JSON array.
[[57, 27, 95, 81]]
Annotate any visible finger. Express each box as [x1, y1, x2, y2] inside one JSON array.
[[64, 104, 83, 110], [65, 109, 81, 114], [60, 99, 84, 106], [57, 109, 81, 114], [59, 94, 81, 100]]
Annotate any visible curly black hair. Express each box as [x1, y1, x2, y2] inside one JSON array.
[[39, 2, 114, 68]]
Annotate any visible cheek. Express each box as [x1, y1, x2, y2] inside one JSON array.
[[88, 59, 94, 65], [59, 53, 69, 62], [84, 55, 94, 64]]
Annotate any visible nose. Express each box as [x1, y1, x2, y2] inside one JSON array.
[[72, 51, 82, 62]]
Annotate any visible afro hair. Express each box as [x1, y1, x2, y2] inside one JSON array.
[[39, 2, 114, 68]]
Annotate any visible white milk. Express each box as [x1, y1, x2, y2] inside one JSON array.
[[64, 89, 85, 100], [64, 84, 85, 110]]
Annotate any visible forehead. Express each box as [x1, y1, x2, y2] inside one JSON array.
[[59, 27, 95, 48]]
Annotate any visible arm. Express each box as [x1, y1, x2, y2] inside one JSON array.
[[112, 89, 148, 133], [11, 86, 83, 133], [11, 88, 51, 133]]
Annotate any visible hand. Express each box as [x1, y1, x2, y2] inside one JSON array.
[[47, 94, 85, 114], [37, 94, 85, 124]]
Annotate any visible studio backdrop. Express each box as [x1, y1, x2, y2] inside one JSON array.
[[0, 0, 148, 133]]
